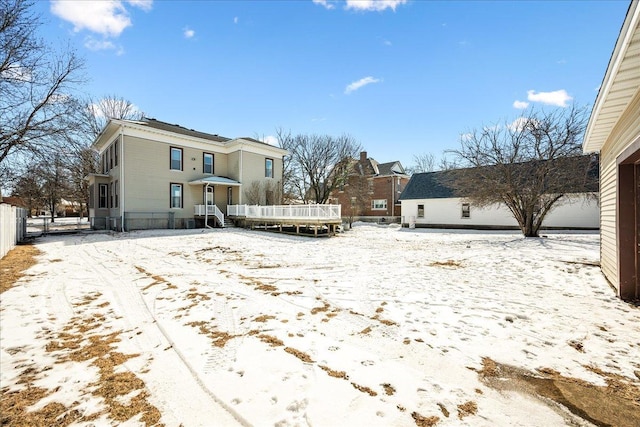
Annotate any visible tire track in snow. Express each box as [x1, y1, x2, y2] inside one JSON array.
[[75, 239, 250, 426]]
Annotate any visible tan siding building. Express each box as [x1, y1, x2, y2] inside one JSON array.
[[583, 0, 640, 300], [88, 118, 287, 231]]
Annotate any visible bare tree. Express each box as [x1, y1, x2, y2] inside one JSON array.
[[11, 170, 43, 216], [244, 181, 263, 205], [67, 146, 98, 217], [38, 153, 71, 223], [84, 94, 144, 139], [342, 174, 370, 227], [275, 128, 301, 203], [278, 132, 361, 204], [406, 152, 435, 175], [0, 0, 86, 165], [447, 105, 596, 237]]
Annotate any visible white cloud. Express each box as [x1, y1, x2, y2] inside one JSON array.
[[234, 17, 239, 24], [84, 37, 116, 51], [127, 0, 153, 11], [513, 100, 529, 109], [88, 99, 142, 118], [508, 117, 530, 132], [345, 0, 407, 11], [50, 0, 152, 38], [184, 27, 195, 39], [263, 136, 278, 145], [526, 89, 573, 107], [313, 0, 335, 9], [1, 63, 32, 82], [344, 76, 381, 94]]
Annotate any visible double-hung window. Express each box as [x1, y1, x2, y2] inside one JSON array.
[[170, 147, 183, 171], [170, 183, 183, 208], [371, 199, 387, 210], [114, 180, 119, 208], [265, 158, 274, 178], [417, 204, 424, 218], [461, 203, 470, 218], [203, 153, 214, 174], [98, 184, 108, 208]]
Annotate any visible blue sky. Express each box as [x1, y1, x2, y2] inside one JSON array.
[[37, 0, 630, 169]]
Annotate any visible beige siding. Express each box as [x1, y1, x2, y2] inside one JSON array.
[[598, 89, 640, 292], [239, 151, 283, 203], [122, 135, 230, 219]]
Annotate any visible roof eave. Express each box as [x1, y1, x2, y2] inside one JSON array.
[[583, 0, 640, 153]]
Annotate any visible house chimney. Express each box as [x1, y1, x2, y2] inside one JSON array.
[[360, 151, 367, 163]]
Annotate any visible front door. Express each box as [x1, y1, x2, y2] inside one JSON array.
[[205, 186, 214, 206], [635, 162, 639, 300], [618, 147, 640, 300]]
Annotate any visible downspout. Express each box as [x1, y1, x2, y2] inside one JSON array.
[[120, 127, 126, 231], [239, 144, 243, 205], [205, 182, 213, 229]]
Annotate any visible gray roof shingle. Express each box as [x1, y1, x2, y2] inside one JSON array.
[[399, 155, 599, 200], [139, 118, 231, 143]]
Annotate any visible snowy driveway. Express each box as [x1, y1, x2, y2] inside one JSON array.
[[1, 225, 639, 426]]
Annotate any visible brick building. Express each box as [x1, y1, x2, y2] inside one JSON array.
[[328, 151, 409, 223]]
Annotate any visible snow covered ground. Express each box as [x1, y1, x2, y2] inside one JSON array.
[[1, 224, 639, 426]]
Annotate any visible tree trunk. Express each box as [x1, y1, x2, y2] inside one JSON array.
[[522, 213, 539, 237]]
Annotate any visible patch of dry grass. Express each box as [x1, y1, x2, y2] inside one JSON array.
[[411, 411, 439, 426], [284, 347, 314, 363], [253, 315, 276, 323], [1, 294, 162, 426], [478, 357, 640, 427], [351, 382, 377, 397], [457, 401, 477, 420], [186, 321, 237, 347], [257, 334, 284, 347], [319, 365, 348, 380], [429, 260, 462, 268], [382, 383, 396, 395], [0, 243, 41, 293], [437, 402, 450, 418]]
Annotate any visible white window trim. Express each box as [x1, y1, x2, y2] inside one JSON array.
[[371, 199, 387, 210], [170, 147, 183, 171], [265, 158, 274, 178], [203, 152, 214, 174]]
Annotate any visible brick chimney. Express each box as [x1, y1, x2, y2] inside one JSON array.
[[360, 151, 367, 163]]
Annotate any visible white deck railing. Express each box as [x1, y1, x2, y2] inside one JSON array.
[[194, 204, 224, 226], [227, 204, 341, 221]]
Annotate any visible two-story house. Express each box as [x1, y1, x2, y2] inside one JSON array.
[[328, 151, 410, 223], [87, 118, 287, 231]]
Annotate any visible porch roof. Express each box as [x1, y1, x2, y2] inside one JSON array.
[[189, 176, 242, 186]]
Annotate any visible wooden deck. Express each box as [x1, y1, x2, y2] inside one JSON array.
[[227, 204, 342, 237]]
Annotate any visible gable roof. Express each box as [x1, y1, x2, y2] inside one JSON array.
[[377, 161, 407, 176], [399, 156, 599, 201], [399, 169, 460, 200], [139, 118, 231, 143], [583, 0, 640, 152]]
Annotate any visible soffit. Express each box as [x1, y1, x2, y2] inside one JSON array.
[[584, 1, 640, 152]]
